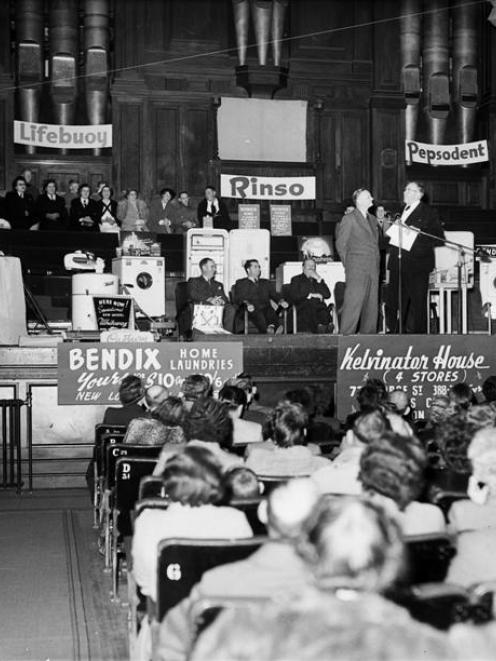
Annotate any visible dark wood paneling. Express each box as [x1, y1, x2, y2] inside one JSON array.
[[182, 107, 210, 195], [119, 104, 142, 192], [154, 105, 179, 193], [0, 98, 6, 190], [320, 110, 369, 203], [291, 0, 369, 62], [371, 107, 403, 204], [372, 0, 401, 91]]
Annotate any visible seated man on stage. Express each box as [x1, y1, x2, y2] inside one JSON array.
[[233, 259, 288, 334], [289, 258, 332, 333], [183, 257, 235, 335]]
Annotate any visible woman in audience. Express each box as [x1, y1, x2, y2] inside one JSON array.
[[184, 397, 241, 469], [218, 385, 262, 445], [36, 179, 68, 230], [359, 432, 446, 536], [102, 374, 145, 427], [245, 401, 329, 477], [117, 188, 149, 231], [132, 445, 253, 603], [95, 184, 119, 230], [446, 427, 496, 587], [156, 479, 321, 661], [449, 382, 477, 413], [152, 396, 188, 474], [434, 411, 485, 475], [312, 409, 391, 495], [191, 497, 453, 661]]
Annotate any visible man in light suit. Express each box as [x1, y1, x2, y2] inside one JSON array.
[[335, 188, 380, 334], [386, 181, 444, 334]]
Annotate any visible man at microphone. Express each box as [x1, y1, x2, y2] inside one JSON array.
[[386, 181, 444, 334]]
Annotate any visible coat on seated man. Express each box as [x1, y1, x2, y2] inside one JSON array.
[[233, 259, 288, 334], [289, 259, 332, 333], [179, 257, 235, 337]]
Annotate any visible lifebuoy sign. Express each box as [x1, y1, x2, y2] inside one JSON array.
[[405, 139, 489, 166], [14, 120, 112, 149], [221, 174, 316, 200]]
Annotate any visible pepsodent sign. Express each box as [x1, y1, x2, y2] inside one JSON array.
[[405, 139, 489, 166]]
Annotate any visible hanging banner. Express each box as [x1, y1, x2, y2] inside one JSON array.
[[336, 335, 496, 422], [405, 139, 489, 166], [221, 174, 316, 200], [57, 342, 243, 404], [14, 120, 112, 149]]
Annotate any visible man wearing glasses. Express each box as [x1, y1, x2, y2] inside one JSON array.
[[386, 182, 444, 334]]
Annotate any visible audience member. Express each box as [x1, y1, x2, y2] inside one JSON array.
[[117, 188, 149, 231], [192, 498, 452, 661], [69, 183, 99, 231], [95, 185, 119, 230], [102, 375, 145, 426], [149, 188, 176, 233], [446, 427, 496, 587], [482, 375, 496, 405], [312, 409, 391, 495], [218, 385, 263, 445], [289, 258, 332, 334], [144, 384, 169, 414], [232, 259, 288, 334], [449, 382, 476, 413], [65, 179, 80, 210], [36, 179, 68, 230], [246, 402, 328, 477], [172, 190, 197, 232], [181, 374, 212, 411], [156, 479, 320, 661], [222, 466, 261, 501], [434, 412, 479, 474], [359, 432, 445, 536], [132, 445, 252, 603], [5, 176, 38, 230], [152, 397, 188, 475], [185, 397, 241, 469], [90, 180, 108, 201], [223, 374, 270, 425], [21, 168, 39, 200], [197, 185, 231, 229]]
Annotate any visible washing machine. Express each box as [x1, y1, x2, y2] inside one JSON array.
[[72, 273, 119, 330], [112, 256, 165, 317]]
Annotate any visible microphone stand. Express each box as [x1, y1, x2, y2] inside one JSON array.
[[395, 222, 488, 334]]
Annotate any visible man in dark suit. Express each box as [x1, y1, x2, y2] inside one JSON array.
[[289, 258, 332, 333], [36, 179, 68, 231], [233, 259, 288, 334], [197, 185, 231, 230], [184, 257, 235, 334], [335, 188, 380, 334], [69, 183, 99, 231], [5, 176, 38, 230], [386, 181, 444, 334]]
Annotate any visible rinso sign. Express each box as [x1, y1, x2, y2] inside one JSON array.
[[221, 174, 316, 200]]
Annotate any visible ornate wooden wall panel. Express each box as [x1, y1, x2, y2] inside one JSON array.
[[116, 102, 143, 193], [320, 110, 369, 204], [182, 107, 211, 194], [153, 105, 179, 195], [371, 108, 403, 205]]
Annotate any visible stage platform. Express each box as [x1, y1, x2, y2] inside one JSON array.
[[0, 334, 339, 488]]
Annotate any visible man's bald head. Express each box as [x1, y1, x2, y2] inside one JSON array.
[[145, 385, 169, 411]]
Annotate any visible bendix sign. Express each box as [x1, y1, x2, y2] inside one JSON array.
[[57, 342, 243, 404], [221, 174, 316, 200]]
